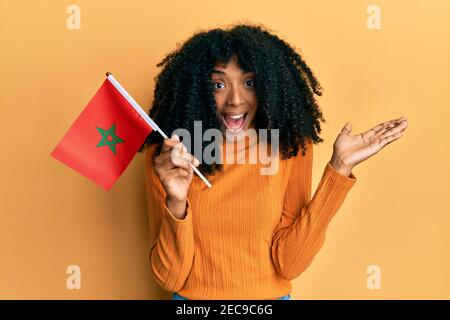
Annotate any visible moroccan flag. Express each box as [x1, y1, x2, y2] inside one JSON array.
[[51, 75, 154, 190]]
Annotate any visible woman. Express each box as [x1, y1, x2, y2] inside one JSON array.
[[139, 23, 408, 300]]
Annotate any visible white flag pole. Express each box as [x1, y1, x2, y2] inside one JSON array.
[[106, 72, 212, 188]]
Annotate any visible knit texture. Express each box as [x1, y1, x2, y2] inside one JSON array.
[[144, 139, 356, 300]]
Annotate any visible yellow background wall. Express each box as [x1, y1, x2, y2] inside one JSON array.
[[1, 0, 449, 299]]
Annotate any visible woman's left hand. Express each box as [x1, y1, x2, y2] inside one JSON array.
[[329, 116, 409, 176]]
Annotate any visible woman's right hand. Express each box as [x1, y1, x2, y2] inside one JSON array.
[[153, 134, 200, 218]]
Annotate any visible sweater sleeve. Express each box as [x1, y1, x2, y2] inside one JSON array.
[[144, 147, 195, 292], [271, 140, 356, 280]]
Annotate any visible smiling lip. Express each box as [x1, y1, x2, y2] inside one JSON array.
[[221, 112, 248, 132]]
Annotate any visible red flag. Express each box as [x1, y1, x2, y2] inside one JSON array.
[[51, 77, 153, 190]]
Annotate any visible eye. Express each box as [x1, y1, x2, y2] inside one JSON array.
[[212, 82, 225, 90], [245, 79, 255, 88]]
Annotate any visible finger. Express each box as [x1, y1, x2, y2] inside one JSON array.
[[379, 130, 403, 149], [155, 144, 186, 171], [180, 152, 200, 167], [153, 150, 173, 166], [360, 117, 407, 145], [393, 117, 408, 128], [156, 139, 186, 162], [156, 148, 198, 174], [157, 152, 191, 172], [383, 117, 406, 131], [172, 135, 188, 155], [360, 121, 393, 145], [154, 152, 176, 171], [170, 139, 199, 164], [372, 120, 395, 135], [160, 138, 179, 153], [170, 148, 198, 171], [393, 117, 408, 130], [158, 168, 191, 184], [340, 122, 352, 135], [161, 134, 184, 153], [376, 119, 408, 140], [166, 166, 193, 180], [370, 116, 406, 136]]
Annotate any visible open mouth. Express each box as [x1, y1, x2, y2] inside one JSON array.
[[221, 112, 248, 133]]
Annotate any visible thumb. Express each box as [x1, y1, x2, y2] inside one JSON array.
[[341, 122, 352, 135], [171, 134, 187, 152]]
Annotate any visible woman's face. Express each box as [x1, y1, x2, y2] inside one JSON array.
[[211, 55, 258, 137]]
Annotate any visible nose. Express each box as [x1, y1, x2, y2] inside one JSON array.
[[226, 85, 245, 108]]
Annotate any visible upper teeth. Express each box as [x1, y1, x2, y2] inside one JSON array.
[[228, 114, 245, 119]]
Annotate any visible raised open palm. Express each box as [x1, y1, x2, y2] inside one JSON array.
[[330, 116, 408, 174]]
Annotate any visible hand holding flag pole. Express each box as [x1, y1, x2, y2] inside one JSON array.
[[106, 72, 212, 188], [51, 73, 212, 190]]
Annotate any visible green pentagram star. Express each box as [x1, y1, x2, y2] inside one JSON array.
[[96, 123, 124, 155]]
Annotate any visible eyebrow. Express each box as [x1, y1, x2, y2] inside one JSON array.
[[211, 69, 254, 75]]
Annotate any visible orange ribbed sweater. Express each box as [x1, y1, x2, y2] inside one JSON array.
[[144, 139, 356, 300]]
